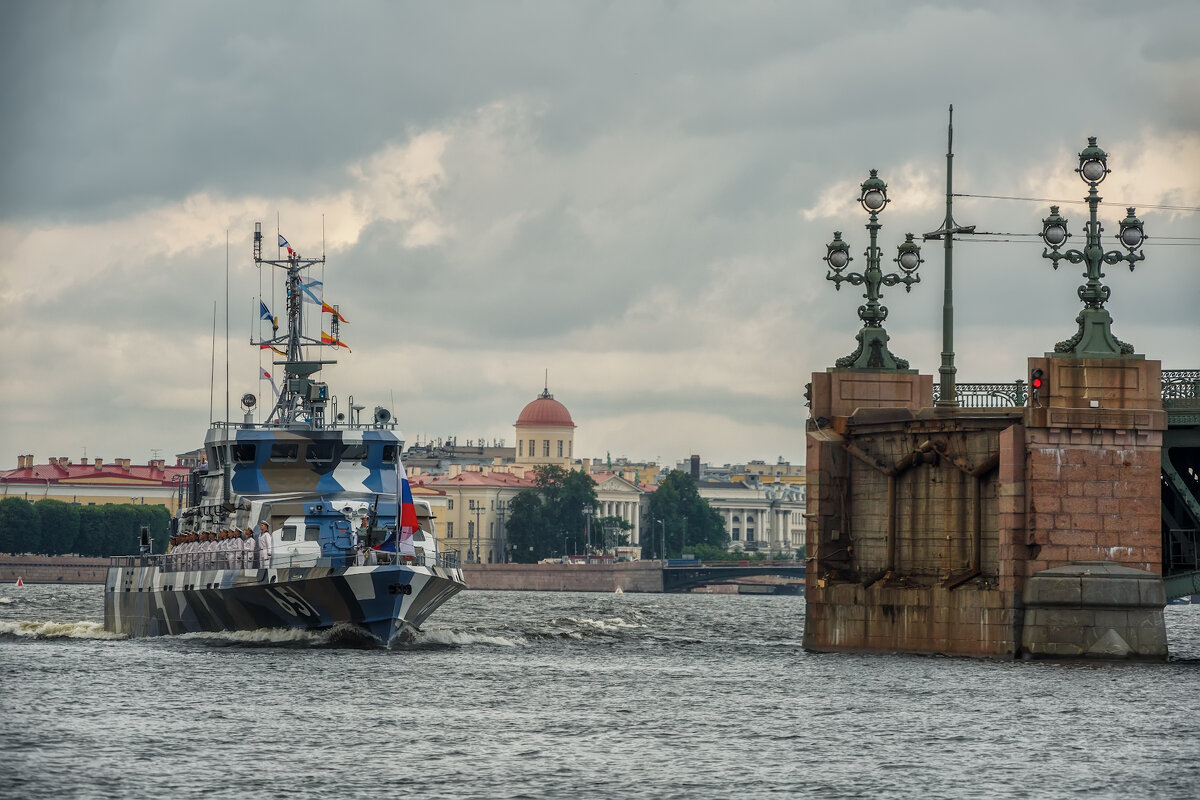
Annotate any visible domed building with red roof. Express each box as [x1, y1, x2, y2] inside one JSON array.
[[514, 385, 576, 467]]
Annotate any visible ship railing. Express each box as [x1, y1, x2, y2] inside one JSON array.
[[111, 548, 463, 572], [110, 552, 288, 572], [368, 549, 462, 570], [207, 419, 399, 432]]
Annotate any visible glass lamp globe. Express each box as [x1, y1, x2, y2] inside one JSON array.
[[1120, 226, 1142, 248], [1081, 159, 1106, 182], [828, 249, 849, 269], [862, 190, 885, 211], [1044, 224, 1068, 246], [898, 250, 920, 270]]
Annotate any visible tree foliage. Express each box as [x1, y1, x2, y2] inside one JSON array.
[[34, 499, 80, 555], [504, 466, 599, 562], [641, 470, 726, 559], [0, 497, 41, 554], [505, 489, 552, 563], [0, 502, 173, 556]]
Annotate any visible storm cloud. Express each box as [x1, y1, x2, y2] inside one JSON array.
[[1, 0, 1197, 466]]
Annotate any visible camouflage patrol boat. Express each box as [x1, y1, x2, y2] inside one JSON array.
[[104, 223, 465, 644]]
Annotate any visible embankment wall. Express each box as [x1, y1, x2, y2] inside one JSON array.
[[0, 555, 109, 584], [463, 562, 664, 592]]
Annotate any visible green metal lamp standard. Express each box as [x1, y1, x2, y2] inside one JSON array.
[[1040, 136, 1147, 357], [824, 170, 923, 370]]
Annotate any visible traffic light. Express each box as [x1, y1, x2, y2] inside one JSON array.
[[1030, 368, 1045, 404]]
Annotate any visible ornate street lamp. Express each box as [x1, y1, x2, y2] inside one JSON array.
[[824, 169, 923, 370], [1041, 136, 1146, 357]]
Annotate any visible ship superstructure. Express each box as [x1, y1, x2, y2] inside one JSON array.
[[104, 224, 464, 643]]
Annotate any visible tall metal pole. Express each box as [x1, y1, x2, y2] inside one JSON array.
[[938, 107, 958, 407], [926, 105, 974, 406]]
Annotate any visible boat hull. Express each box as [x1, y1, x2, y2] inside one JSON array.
[[104, 561, 465, 644]]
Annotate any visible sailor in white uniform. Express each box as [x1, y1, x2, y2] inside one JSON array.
[[257, 521, 274, 569], [241, 527, 255, 569]]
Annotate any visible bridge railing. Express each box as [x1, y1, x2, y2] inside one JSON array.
[[1167, 529, 1199, 574], [929, 372, 1199, 409], [933, 381, 1027, 408], [1163, 370, 1200, 407]]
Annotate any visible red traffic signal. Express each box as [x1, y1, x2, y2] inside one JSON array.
[[1031, 368, 1045, 404]]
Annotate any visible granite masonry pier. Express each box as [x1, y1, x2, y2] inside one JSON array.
[[803, 357, 1168, 659]]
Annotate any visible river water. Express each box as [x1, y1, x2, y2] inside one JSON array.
[[1, 585, 1198, 799]]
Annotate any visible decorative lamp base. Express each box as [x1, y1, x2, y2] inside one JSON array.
[[836, 327, 911, 371], [1051, 308, 1140, 359]]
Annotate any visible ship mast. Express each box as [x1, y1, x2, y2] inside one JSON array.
[[252, 222, 337, 426]]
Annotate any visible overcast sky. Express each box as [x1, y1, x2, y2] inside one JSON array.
[[1, 0, 1197, 469]]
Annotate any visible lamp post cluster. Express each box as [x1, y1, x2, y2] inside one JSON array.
[[823, 170, 923, 371], [1040, 136, 1146, 357]]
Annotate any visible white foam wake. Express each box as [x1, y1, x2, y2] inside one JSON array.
[[0, 620, 125, 640], [563, 616, 645, 633], [415, 628, 525, 647], [177, 627, 324, 645]]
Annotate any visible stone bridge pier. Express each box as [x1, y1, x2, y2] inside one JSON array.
[[803, 357, 1168, 659]]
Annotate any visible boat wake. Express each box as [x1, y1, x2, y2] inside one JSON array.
[[0, 620, 126, 640], [175, 623, 385, 649], [415, 628, 526, 648], [409, 613, 648, 649]]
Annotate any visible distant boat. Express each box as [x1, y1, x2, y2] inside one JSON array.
[[614, 586, 623, 595], [15, 577, 23, 587]]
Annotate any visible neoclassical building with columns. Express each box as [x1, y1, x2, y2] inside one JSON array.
[[589, 472, 643, 547], [406, 386, 642, 561]]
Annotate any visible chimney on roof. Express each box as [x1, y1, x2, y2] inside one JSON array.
[[94, 458, 103, 469]]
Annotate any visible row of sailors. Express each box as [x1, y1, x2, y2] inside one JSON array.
[[166, 521, 275, 571]]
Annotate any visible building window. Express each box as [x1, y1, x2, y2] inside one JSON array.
[[747, 529, 755, 542], [447, 499, 454, 510], [529, 439, 535, 457], [446, 522, 453, 536], [732, 528, 740, 541], [569, 441, 573, 458], [519, 440, 523, 457], [557, 440, 563, 457], [543, 440, 550, 457], [468, 521, 475, 537]]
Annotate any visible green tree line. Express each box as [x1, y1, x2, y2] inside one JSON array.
[[503, 467, 726, 563], [639, 470, 727, 559], [0, 498, 170, 557]]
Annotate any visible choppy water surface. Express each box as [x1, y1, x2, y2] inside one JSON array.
[[1, 585, 1198, 799]]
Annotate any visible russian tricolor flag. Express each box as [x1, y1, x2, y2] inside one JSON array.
[[398, 463, 419, 539]]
